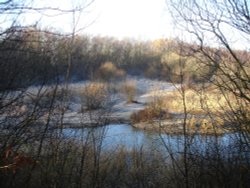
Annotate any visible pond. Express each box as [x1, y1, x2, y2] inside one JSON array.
[[62, 124, 243, 155]]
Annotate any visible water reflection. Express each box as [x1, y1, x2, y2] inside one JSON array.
[[62, 124, 241, 155]]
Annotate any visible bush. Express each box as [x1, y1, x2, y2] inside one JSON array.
[[131, 96, 172, 123], [131, 107, 172, 124], [95, 62, 126, 82], [81, 82, 108, 110], [120, 81, 136, 103]]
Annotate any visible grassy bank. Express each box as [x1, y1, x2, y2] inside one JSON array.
[[130, 84, 248, 135]]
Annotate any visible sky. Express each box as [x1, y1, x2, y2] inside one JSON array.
[[1, 0, 247, 49], [83, 0, 171, 40], [19, 0, 173, 40]]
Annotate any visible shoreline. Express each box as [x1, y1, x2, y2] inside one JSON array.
[[58, 111, 231, 136], [131, 119, 229, 136]]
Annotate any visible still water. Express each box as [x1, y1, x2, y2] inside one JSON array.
[[62, 124, 242, 155]]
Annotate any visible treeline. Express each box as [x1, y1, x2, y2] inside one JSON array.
[[0, 26, 217, 90]]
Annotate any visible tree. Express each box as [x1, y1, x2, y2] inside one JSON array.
[[167, 0, 250, 135], [161, 1, 250, 187], [0, 1, 96, 187]]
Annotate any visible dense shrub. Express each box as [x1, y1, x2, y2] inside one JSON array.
[[131, 96, 172, 123], [131, 107, 172, 124], [81, 82, 108, 110], [120, 81, 137, 103], [94, 62, 126, 82]]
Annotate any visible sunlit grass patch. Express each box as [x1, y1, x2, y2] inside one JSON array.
[[187, 115, 225, 134], [161, 87, 239, 114]]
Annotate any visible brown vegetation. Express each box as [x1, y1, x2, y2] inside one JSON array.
[[94, 62, 126, 82], [80, 82, 108, 110], [131, 107, 172, 124], [120, 80, 137, 103], [131, 97, 172, 124]]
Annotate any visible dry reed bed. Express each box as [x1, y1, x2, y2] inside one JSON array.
[[131, 86, 247, 135]]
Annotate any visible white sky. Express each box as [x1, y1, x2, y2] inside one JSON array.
[[83, 0, 171, 40], [20, 0, 173, 40], [1, 0, 247, 49]]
